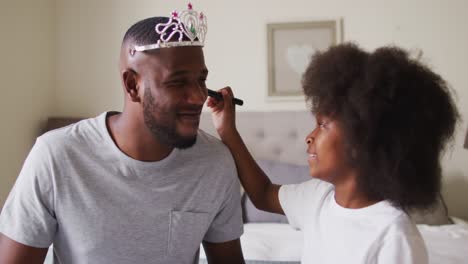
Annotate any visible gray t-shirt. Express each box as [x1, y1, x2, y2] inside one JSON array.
[[0, 112, 243, 264]]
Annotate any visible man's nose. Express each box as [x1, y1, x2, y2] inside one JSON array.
[[187, 84, 207, 105]]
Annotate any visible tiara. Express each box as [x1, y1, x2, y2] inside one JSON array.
[[133, 3, 207, 53]]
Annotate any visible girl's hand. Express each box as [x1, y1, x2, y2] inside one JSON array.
[[206, 86, 238, 142]]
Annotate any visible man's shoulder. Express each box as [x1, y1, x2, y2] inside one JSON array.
[[38, 114, 104, 151], [192, 130, 237, 180], [196, 129, 232, 157], [197, 129, 222, 144]]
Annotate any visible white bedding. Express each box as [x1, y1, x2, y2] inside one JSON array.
[[201, 218, 468, 263], [44, 218, 468, 263], [419, 217, 468, 264]]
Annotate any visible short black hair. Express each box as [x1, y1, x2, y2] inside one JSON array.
[[123, 17, 169, 46], [303, 43, 459, 211], [123, 16, 193, 46]]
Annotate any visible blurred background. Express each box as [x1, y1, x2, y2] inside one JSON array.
[[0, 0, 467, 220]]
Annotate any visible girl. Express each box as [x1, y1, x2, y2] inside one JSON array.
[[207, 43, 459, 264]]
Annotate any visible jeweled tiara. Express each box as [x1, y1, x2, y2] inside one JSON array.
[[132, 3, 207, 53]]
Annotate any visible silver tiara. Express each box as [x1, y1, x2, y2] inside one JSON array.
[[133, 3, 207, 53]]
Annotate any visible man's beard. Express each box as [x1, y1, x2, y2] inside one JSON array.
[[142, 87, 197, 149]]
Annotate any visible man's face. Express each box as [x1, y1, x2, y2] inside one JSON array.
[[139, 46, 208, 149]]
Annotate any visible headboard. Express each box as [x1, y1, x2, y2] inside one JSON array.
[[42, 111, 453, 225], [199, 111, 315, 166], [42, 112, 316, 166]]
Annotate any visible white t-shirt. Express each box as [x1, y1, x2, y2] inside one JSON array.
[[0, 112, 243, 264], [279, 179, 428, 264]]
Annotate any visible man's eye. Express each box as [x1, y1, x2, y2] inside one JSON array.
[[168, 80, 187, 86]]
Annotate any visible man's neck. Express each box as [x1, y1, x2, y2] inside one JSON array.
[[106, 111, 173, 162]]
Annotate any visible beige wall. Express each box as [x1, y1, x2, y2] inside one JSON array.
[[0, 0, 56, 207], [1, 0, 467, 219], [54, 0, 468, 219]]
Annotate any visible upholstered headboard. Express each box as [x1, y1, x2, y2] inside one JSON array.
[[42, 111, 452, 225], [199, 111, 315, 166]]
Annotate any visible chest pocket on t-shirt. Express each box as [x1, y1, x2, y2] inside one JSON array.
[[168, 211, 210, 260]]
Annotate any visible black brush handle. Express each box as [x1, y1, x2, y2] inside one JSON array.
[[207, 89, 244, 106]]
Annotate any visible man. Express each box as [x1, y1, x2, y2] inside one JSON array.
[[0, 5, 245, 264]]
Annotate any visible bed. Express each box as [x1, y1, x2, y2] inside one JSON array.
[[199, 218, 468, 264], [197, 111, 468, 264], [42, 111, 468, 263]]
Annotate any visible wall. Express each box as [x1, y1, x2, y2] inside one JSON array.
[[1, 0, 465, 219], [54, 0, 468, 219], [0, 0, 56, 207]]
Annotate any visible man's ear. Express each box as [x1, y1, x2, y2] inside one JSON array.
[[122, 69, 141, 102]]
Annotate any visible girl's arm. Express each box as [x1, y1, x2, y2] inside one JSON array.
[[207, 87, 283, 214]]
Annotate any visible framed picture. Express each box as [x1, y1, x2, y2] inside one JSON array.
[[267, 20, 341, 99]]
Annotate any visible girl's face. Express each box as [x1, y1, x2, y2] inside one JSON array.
[[305, 114, 353, 183]]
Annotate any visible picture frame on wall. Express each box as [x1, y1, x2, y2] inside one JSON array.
[[267, 20, 342, 100]]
